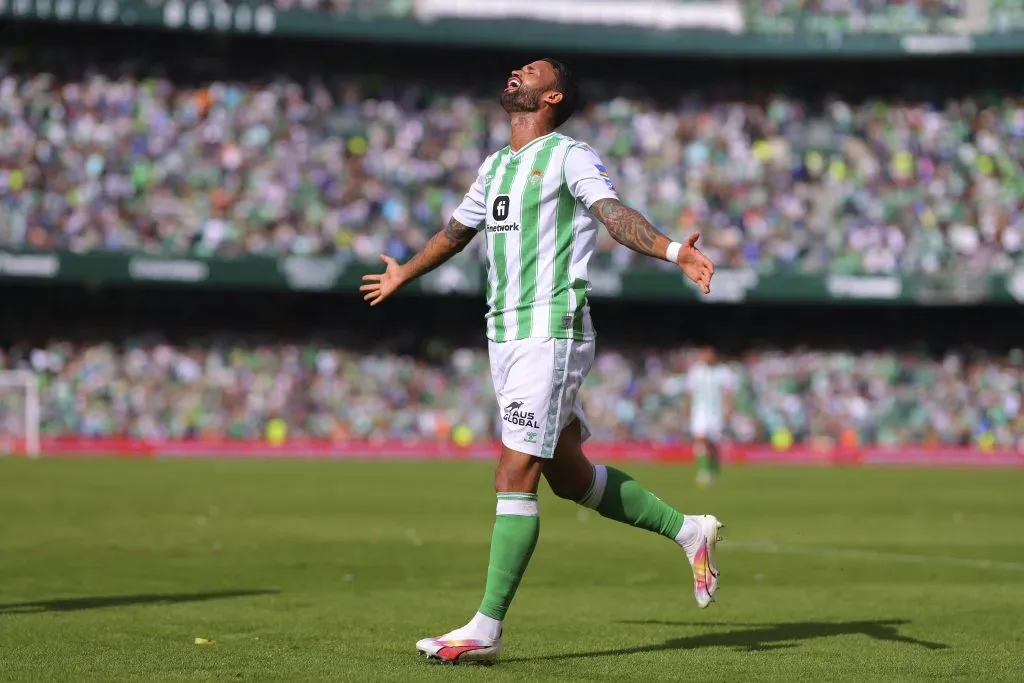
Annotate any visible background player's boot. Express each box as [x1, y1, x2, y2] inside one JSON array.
[[677, 514, 724, 608], [416, 623, 502, 665]]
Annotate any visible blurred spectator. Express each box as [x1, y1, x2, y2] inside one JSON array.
[[991, 0, 1024, 32], [750, 0, 966, 35], [1, 340, 1021, 447], [271, 0, 414, 16]]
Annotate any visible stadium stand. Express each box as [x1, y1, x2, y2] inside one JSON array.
[[3, 49, 1024, 276], [1, 338, 1020, 447]]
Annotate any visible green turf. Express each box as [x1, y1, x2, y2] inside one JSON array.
[[0, 459, 1022, 681]]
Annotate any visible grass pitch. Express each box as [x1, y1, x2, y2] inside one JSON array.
[[0, 459, 1022, 681]]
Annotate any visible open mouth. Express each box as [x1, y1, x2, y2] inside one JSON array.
[[504, 76, 521, 93]]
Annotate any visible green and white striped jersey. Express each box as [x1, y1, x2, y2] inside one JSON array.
[[686, 363, 736, 422], [452, 133, 618, 342]]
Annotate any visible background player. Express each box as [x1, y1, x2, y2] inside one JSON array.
[[361, 58, 722, 665], [687, 346, 735, 486]]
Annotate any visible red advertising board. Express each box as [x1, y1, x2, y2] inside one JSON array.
[[19, 437, 1024, 467]]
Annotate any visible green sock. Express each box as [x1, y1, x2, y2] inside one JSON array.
[[578, 465, 684, 540], [695, 442, 712, 475], [478, 493, 540, 621], [709, 446, 721, 475]]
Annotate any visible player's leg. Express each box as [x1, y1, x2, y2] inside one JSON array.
[[417, 444, 542, 665], [545, 418, 724, 608], [693, 409, 725, 486], [692, 407, 714, 485], [416, 338, 553, 665], [694, 436, 714, 486], [479, 446, 543, 634], [546, 420, 684, 537], [707, 437, 721, 478]]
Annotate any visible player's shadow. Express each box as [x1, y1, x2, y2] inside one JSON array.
[[511, 619, 948, 660], [0, 589, 279, 614]]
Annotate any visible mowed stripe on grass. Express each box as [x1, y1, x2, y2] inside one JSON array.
[[0, 459, 1022, 681]]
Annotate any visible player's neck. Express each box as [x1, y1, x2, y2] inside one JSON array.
[[508, 114, 554, 153]]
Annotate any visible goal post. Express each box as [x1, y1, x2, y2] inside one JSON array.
[[0, 370, 41, 458]]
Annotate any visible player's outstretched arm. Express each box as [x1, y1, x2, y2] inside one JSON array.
[[591, 198, 715, 294], [360, 217, 478, 306]]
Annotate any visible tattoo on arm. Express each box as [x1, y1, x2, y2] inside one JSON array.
[[590, 198, 670, 261], [441, 217, 477, 249], [400, 217, 478, 283]]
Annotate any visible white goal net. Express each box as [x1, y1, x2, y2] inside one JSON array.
[[0, 371, 41, 457]]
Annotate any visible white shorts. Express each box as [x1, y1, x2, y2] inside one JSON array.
[[690, 413, 724, 442], [488, 337, 594, 458]]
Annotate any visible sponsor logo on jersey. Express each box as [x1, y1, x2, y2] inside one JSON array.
[[503, 401, 540, 429], [492, 195, 511, 221], [594, 164, 615, 190], [487, 223, 521, 233]]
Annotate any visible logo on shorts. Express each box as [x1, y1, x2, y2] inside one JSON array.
[[524, 432, 538, 444], [503, 401, 540, 429]]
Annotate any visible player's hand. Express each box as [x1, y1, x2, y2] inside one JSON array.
[[677, 232, 714, 295], [360, 254, 405, 306]]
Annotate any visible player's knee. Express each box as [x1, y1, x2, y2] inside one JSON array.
[[543, 453, 593, 502], [494, 447, 543, 493]]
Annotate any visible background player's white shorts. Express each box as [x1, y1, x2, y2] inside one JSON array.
[[690, 412, 724, 442], [488, 337, 594, 458]]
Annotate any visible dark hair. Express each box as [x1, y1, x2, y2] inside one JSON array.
[[541, 57, 579, 128]]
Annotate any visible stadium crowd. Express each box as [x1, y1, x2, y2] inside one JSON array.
[[0, 341, 1020, 448], [262, 0, 974, 34], [246, 0, 1024, 36], [751, 0, 966, 33], [3, 54, 1024, 275]]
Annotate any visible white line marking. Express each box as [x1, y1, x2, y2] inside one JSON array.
[[726, 541, 1024, 572], [625, 571, 660, 585]]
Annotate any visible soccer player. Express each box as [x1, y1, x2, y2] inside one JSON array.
[[687, 346, 735, 487], [361, 58, 723, 665]]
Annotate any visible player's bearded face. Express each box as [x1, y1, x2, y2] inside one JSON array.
[[500, 80, 543, 113]]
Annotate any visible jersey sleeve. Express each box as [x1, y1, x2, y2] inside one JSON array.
[[450, 158, 490, 230], [563, 144, 619, 209]]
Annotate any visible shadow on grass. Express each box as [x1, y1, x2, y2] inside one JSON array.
[[0, 589, 279, 614], [509, 619, 949, 661]]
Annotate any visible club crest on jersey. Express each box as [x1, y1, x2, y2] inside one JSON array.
[[503, 401, 539, 428], [529, 169, 543, 186]]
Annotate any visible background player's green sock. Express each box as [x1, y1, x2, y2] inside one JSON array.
[[709, 446, 721, 475], [578, 465, 684, 539], [477, 493, 540, 621], [695, 442, 712, 476]]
